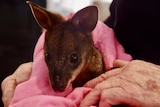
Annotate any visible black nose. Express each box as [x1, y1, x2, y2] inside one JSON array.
[[52, 83, 65, 92]]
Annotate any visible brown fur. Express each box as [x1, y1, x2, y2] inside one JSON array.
[[27, 1, 104, 92]]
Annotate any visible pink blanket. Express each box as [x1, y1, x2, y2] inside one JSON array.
[[9, 21, 132, 107]]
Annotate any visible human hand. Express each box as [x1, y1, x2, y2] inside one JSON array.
[[1, 62, 32, 107], [80, 60, 160, 107]]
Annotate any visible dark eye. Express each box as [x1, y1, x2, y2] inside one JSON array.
[[70, 54, 78, 63], [45, 53, 50, 62]]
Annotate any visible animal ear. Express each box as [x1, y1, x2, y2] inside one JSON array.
[[26, 1, 64, 30], [71, 6, 98, 32]]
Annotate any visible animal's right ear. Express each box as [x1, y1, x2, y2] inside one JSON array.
[[26, 1, 64, 30]]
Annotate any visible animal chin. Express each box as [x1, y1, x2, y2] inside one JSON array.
[[49, 75, 71, 92], [50, 77, 75, 92], [50, 80, 67, 92]]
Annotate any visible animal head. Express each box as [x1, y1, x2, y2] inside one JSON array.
[[27, 1, 98, 92]]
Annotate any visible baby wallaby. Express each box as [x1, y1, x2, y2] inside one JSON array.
[[27, 1, 104, 92]]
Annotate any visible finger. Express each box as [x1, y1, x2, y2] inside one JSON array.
[[113, 60, 129, 68], [84, 68, 121, 88], [1, 62, 32, 107], [81, 74, 131, 107], [99, 88, 137, 107], [13, 62, 32, 84], [1, 75, 16, 107], [79, 88, 102, 107]]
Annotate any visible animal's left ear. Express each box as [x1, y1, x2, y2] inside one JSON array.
[[71, 6, 98, 32]]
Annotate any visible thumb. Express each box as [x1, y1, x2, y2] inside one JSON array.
[[113, 60, 129, 68]]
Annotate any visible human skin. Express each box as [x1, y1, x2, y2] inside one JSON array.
[[1, 62, 32, 107], [2, 60, 160, 107], [80, 60, 160, 107]]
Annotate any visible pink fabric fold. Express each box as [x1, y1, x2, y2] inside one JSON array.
[[9, 21, 132, 107]]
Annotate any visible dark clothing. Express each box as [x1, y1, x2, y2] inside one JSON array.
[[0, 0, 46, 106], [104, 0, 160, 64]]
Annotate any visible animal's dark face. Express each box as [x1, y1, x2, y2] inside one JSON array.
[[44, 22, 93, 91], [27, 1, 98, 92]]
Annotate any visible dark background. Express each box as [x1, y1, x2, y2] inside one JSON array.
[[0, 0, 46, 106]]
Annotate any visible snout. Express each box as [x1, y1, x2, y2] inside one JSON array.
[[49, 75, 69, 92]]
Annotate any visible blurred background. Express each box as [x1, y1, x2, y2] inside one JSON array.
[[0, 0, 112, 106]]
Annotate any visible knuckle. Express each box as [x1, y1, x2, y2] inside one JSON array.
[[131, 60, 141, 64], [1, 75, 13, 90], [94, 83, 103, 90]]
